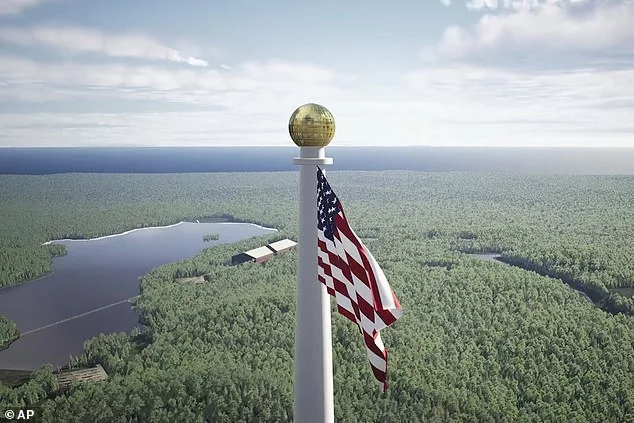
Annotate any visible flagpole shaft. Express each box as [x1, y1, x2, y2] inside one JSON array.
[[293, 147, 334, 423]]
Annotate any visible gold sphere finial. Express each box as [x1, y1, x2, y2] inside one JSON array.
[[289, 103, 335, 147]]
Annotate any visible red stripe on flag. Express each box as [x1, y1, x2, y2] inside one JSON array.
[[334, 212, 390, 312], [363, 330, 386, 360], [337, 305, 357, 325], [317, 168, 401, 391]]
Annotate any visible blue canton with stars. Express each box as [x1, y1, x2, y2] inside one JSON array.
[[317, 167, 340, 242]]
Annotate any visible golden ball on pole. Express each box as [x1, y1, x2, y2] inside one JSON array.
[[289, 103, 335, 147]]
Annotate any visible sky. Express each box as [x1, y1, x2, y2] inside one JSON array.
[[0, 0, 633, 147]]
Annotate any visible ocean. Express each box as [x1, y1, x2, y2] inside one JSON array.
[[1, 147, 633, 175]]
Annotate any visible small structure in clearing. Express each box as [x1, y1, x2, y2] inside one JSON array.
[[174, 276, 205, 284], [56, 364, 108, 390]]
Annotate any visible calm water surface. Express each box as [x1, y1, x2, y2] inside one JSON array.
[[0, 222, 275, 370]]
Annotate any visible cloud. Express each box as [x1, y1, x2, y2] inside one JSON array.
[[0, 0, 54, 15], [440, 0, 452, 5], [0, 26, 209, 67], [402, 64, 634, 144], [2, 89, 632, 148], [417, 1, 634, 146], [450, 0, 592, 11], [0, 52, 360, 146], [1, 50, 632, 147], [431, 1, 634, 62], [238, 61, 335, 84], [466, 0, 500, 10], [403, 64, 634, 107], [0, 54, 346, 108], [1, 9, 632, 148]]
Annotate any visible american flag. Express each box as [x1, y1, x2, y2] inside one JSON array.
[[316, 167, 403, 391]]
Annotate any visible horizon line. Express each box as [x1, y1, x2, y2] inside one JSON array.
[[2, 145, 634, 149]]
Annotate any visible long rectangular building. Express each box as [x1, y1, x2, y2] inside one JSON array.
[[268, 239, 297, 254], [231, 246, 275, 265], [231, 239, 297, 265]]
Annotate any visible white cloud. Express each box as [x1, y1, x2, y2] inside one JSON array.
[[0, 26, 209, 67], [432, 1, 634, 61], [0, 0, 54, 15], [466, 0, 500, 10], [403, 64, 634, 109], [2, 90, 632, 148], [415, 1, 634, 147], [1, 50, 632, 147], [0, 54, 352, 146], [0, 53, 418, 147], [440, 0, 452, 5], [0, 54, 344, 102], [402, 64, 634, 146], [452, 0, 591, 11], [238, 61, 335, 84], [1, 4, 634, 148]]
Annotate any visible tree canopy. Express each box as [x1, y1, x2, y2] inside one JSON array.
[[1, 171, 633, 422]]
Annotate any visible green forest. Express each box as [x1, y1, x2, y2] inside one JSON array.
[[0, 316, 18, 351], [1, 171, 634, 422]]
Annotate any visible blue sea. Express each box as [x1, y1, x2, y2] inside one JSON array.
[[1, 147, 633, 174]]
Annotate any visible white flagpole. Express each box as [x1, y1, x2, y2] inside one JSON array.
[[290, 104, 335, 423]]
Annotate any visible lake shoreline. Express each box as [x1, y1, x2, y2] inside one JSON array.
[[0, 219, 279, 294], [0, 220, 278, 370], [42, 220, 278, 246]]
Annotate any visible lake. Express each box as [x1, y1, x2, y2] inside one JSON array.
[[0, 222, 276, 370]]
